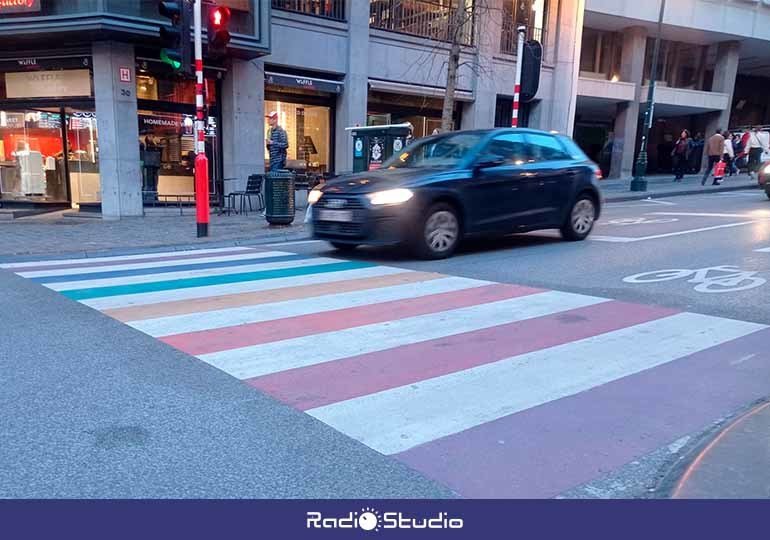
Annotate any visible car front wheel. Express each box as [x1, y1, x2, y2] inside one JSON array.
[[413, 203, 461, 259], [561, 195, 597, 241]]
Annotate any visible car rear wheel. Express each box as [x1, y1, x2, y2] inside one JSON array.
[[561, 195, 597, 241], [329, 241, 359, 252], [413, 203, 461, 259]]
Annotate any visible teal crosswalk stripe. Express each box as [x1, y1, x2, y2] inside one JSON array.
[[61, 261, 374, 301]]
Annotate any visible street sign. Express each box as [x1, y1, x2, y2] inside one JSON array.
[[119, 67, 131, 83]]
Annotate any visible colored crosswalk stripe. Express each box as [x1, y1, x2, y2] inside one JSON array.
[[6, 245, 770, 499]]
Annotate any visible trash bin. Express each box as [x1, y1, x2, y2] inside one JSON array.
[[347, 124, 413, 173], [264, 170, 295, 225]]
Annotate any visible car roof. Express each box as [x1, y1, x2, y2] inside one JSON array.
[[431, 128, 567, 139]]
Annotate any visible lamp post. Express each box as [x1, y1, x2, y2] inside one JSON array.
[[630, 0, 666, 192]]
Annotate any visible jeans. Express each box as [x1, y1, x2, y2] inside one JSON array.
[[672, 154, 687, 180], [748, 148, 763, 174]]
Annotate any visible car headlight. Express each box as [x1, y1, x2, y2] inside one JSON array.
[[307, 189, 323, 205], [763, 163, 770, 175], [367, 188, 414, 205]]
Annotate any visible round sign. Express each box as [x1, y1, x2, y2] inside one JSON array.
[[355, 139, 363, 152], [393, 139, 403, 152]]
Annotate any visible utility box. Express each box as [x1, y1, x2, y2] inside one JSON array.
[[347, 124, 412, 173]]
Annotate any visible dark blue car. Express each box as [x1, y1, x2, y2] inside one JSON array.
[[309, 128, 603, 259]]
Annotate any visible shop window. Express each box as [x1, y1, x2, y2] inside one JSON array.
[[135, 66, 217, 106], [138, 110, 197, 199], [67, 112, 100, 205], [264, 100, 331, 174]]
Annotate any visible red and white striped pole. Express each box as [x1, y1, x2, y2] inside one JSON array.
[[511, 25, 526, 128], [193, 0, 209, 237]]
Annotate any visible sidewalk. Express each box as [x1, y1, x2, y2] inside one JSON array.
[[600, 172, 759, 202], [0, 209, 309, 261], [669, 401, 770, 499]]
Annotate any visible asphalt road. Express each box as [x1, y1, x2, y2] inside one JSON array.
[[3, 188, 770, 499], [292, 190, 770, 324]]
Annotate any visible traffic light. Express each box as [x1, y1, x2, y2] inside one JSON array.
[[207, 4, 231, 57], [158, 0, 192, 76]]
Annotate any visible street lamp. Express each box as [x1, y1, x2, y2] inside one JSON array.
[[630, 0, 667, 192]]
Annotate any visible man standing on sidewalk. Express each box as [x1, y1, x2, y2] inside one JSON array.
[[702, 129, 725, 186], [266, 111, 289, 172]]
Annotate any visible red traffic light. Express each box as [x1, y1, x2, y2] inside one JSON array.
[[209, 5, 230, 28]]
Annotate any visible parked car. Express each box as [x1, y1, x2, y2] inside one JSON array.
[[309, 128, 603, 259], [758, 161, 770, 199]]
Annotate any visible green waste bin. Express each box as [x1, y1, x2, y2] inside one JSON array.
[[264, 170, 295, 225], [349, 124, 412, 173]]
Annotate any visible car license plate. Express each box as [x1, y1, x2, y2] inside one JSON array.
[[318, 209, 354, 222]]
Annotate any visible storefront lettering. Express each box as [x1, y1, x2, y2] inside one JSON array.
[[143, 118, 179, 127], [17, 59, 37, 66], [0, 0, 41, 14], [295, 78, 314, 88]]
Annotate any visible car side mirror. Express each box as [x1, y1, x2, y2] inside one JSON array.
[[475, 155, 506, 170]]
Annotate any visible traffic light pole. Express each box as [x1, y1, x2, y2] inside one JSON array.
[[511, 26, 526, 127], [193, 0, 209, 237]]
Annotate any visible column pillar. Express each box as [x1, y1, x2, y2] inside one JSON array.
[[609, 26, 647, 179], [705, 40, 740, 140], [461, 0, 501, 130], [92, 42, 142, 218], [544, 0, 585, 135], [222, 58, 264, 193], [335, 0, 369, 174]]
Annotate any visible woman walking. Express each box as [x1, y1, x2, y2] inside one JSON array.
[[671, 130, 692, 182], [722, 130, 735, 177], [746, 126, 765, 179]]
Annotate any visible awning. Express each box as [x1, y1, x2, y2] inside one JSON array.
[[368, 78, 474, 102], [265, 71, 344, 94]]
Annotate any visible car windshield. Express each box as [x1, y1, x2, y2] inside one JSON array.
[[384, 133, 484, 169]]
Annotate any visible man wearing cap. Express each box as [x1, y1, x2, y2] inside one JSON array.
[[266, 111, 288, 171]]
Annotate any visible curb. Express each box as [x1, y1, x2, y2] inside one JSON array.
[[604, 183, 760, 202], [0, 230, 314, 264], [653, 398, 770, 499]]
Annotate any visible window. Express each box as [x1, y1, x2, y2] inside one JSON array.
[[384, 132, 483, 169], [264, 100, 331, 174], [557, 135, 588, 161], [526, 133, 571, 161], [485, 132, 534, 164]]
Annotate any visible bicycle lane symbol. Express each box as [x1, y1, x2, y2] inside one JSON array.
[[623, 265, 767, 294]]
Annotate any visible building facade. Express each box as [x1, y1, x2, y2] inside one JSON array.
[[0, 0, 269, 218], [2, 0, 769, 218], [577, 0, 770, 178]]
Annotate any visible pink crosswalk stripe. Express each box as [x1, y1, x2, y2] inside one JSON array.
[[160, 283, 543, 355], [248, 301, 678, 410]]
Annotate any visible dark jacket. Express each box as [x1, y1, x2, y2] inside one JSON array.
[[267, 125, 289, 170]]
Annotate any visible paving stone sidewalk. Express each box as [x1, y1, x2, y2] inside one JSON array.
[[0, 210, 309, 260]]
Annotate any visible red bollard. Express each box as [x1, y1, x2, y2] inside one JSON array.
[[195, 152, 209, 237]]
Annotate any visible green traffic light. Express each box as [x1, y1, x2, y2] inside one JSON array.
[[160, 49, 182, 70]]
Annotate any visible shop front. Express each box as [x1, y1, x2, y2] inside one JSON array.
[[264, 69, 341, 175], [366, 89, 463, 137], [136, 56, 222, 204], [0, 54, 100, 208]]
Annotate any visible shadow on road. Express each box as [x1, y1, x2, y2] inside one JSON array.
[[319, 232, 565, 263]]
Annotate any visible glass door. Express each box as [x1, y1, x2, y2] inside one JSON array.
[[65, 110, 100, 207], [0, 108, 68, 202]]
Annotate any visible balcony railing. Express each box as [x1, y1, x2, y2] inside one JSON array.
[[500, 22, 544, 56], [370, 0, 474, 46], [271, 0, 346, 21]]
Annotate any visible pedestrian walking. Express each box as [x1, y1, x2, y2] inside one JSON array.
[[265, 111, 289, 172], [670, 129, 692, 182], [746, 126, 765, 179], [701, 129, 725, 186], [722, 130, 736, 177]]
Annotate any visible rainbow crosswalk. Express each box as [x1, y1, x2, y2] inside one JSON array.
[[5, 245, 770, 498]]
